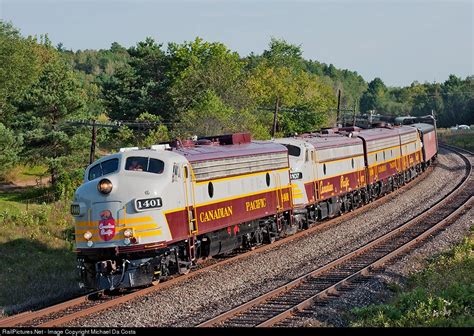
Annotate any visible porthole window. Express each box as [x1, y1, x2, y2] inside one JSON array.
[[351, 158, 354, 169], [208, 182, 214, 198], [323, 164, 327, 175], [266, 173, 271, 187]]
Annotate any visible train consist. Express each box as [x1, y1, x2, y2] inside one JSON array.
[[71, 122, 438, 291]]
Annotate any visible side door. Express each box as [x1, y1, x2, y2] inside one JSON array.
[[181, 163, 198, 235]]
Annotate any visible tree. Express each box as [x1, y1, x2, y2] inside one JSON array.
[[262, 37, 304, 70], [18, 57, 88, 186], [167, 37, 250, 112], [248, 46, 336, 137], [103, 37, 171, 121], [0, 123, 23, 180], [359, 77, 388, 113], [0, 21, 41, 122]]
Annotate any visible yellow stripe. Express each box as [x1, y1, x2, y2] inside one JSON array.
[[367, 151, 421, 169], [317, 154, 364, 164], [76, 216, 153, 227], [196, 186, 290, 207], [163, 207, 186, 215], [293, 195, 304, 199], [368, 140, 418, 155], [76, 229, 162, 242], [75, 223, 158, 234], [320, 168, 365, 180], [368, 156, 400, 169], [195, 168, 289, 185]]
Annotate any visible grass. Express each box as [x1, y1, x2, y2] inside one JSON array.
[[0, 187, 85, 317], [437, 128, 474, 152], [348, 230, 474, 327], [1, 164, 48, 184]]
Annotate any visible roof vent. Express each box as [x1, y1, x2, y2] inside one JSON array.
[[198, 132, 251, 145], [119, 147, 139, 152], [150, 144, 171, 151]]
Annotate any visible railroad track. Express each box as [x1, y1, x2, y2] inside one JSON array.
[[0, 146, 467, 328], [197, 145, 473, 327]]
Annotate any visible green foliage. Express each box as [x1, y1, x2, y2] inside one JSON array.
[[262, 37, 304, 70], [102, 37, 172, 122], [134, 112, 170, 147], [15, 56, 90, 186], [176, 90, 236, 137], [359, 75, 473, 127], [0, 123, 23, 180], [52, 168, 85, 200], [248, 57, 336, 135], [349, 236, 474, 327], [0, 195, 80, 315], [437, 129, 474, 152], [0, 21, 42, 121], [168, 37, 250, 112], [359, 77, 388, 113]]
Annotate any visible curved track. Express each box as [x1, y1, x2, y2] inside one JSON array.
[[0, 145, 470, 327], [197, 145, 472, 327]]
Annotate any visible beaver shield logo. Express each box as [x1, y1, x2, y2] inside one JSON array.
[[98, 210, 116, 241]]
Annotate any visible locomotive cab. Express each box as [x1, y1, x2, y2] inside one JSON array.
[[274, 138, 316, 207], [71, 148, 190, 290]]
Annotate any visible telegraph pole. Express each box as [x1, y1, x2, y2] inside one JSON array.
[[90, 120, 97, 164], [336, 89, 342, 127], [271, 97, 280, 138], [66, 119, 164, 164]]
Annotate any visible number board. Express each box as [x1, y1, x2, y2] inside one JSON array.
[[135, 197, 162, 211], [290, 172, 303, 180]]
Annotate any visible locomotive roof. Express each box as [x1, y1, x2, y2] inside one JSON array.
[[172, 141, 288, 162], [410, 123, 435, 134], [356, 126, 415, 141], [297, 133, 363, 150]]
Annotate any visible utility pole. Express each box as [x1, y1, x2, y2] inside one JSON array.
[[90, 120, 97, 164], [271, 97, 280, 138], [336, 89, 342, 127], [66, 119, 164, 164], [353, 101, 357, 127]]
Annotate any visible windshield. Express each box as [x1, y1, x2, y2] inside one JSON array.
[[88, 158, 119, 181], [125, 156, 165, 174], [283, 144, 301, 157]]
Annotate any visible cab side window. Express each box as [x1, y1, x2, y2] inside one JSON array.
[[88, 158, 119, 181]]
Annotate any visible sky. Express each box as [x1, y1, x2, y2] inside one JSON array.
[[0, 0, 472, 87]]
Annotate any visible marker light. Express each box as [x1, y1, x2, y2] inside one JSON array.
[[97, 179, 113, 194], [84, 231, 93, 240], [124, 229, 133, 238]]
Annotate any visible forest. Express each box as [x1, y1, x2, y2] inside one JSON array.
[[0, 20, 472, 196]]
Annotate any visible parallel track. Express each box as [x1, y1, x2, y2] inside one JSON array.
[[0, 146, 468, 327], [197, 145, 472, 327]]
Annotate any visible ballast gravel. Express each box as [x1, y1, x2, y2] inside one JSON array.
[[65, 149, 469, 327]]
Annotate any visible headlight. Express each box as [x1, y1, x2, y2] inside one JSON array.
[[124, 229, 133, 238], [124, 238, 131, 245], [97, 179, 113, 194], [87, 241, 93, 247], [83, 231, 92, 240]]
